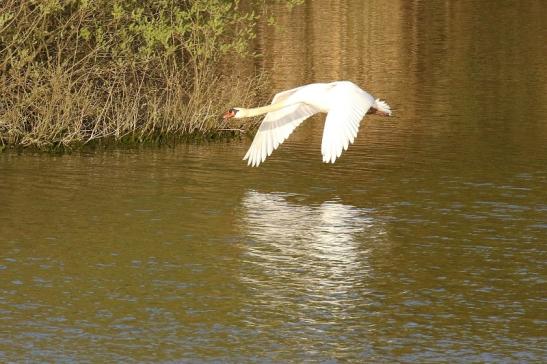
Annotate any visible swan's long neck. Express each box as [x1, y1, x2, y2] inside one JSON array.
[[239, 101, 289, 118]]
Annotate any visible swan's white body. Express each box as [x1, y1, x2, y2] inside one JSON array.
[[228, 81, 391, 167]]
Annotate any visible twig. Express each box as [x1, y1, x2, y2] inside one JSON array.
[[218, 128, 245, 132]]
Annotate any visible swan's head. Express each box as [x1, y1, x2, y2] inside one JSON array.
[[223, 108, 242, 120]]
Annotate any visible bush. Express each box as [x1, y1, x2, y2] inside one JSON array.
[[0, 0, 300, 148]]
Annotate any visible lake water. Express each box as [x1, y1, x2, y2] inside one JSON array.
[[1, 1, 546, 362]]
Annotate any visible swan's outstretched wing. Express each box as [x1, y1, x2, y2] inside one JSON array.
[[321, 83, 374, 163], [244, 89, 319, 167]]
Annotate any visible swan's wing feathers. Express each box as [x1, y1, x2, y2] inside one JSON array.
[[269, 85, 306, 105], [321, 86, 374, 163], [244, 103, 318, 167]]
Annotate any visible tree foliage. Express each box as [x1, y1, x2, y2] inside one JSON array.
[[0, 0, 301, 148]]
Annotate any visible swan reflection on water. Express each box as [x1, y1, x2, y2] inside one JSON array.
[[239, 190, 388, 323]]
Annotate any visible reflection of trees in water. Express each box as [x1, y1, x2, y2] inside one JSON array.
[[238, 190, 389, 326], [258, 0, 405, 92], [255, 0, 547, 145]]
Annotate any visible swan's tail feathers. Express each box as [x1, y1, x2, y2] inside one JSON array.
[[373, 99, 392, 116]]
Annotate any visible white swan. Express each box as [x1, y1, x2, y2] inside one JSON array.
[[223, 81, 392, 167]]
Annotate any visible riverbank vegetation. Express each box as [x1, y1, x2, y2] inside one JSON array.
[[0, 0, 300, 150]]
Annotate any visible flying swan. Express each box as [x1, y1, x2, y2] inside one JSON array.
[[223, 81, 392, 167]]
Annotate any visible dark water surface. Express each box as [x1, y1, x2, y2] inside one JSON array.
[[1, 1, 547, 362]]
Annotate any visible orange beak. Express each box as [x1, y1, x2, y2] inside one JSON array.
[[223, 110, 236, 120]]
